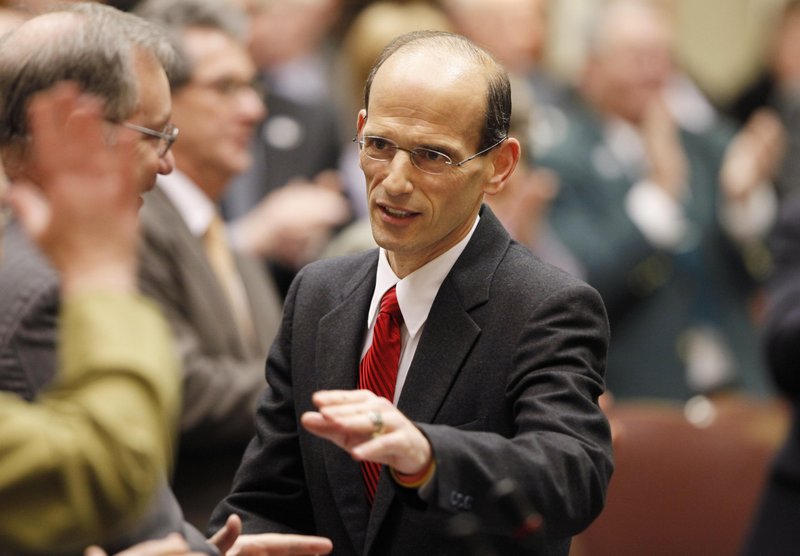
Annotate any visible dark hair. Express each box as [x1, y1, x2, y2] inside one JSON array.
[[362, 30, 511, 151], [134, 0, 247, 91], [0, 3, 175, 146]]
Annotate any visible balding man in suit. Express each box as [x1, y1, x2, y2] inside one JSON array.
[[211, 30, 612, 556]]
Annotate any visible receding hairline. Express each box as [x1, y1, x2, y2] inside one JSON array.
[[365, 31, 504, 108], [1, 10, 79, 49]]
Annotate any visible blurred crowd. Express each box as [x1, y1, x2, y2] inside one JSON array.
[[2, 0, 800, 555]]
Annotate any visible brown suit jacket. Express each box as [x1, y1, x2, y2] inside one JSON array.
[[139, 185, 282, 528]]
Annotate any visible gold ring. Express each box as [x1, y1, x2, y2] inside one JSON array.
[[368, 411, 384, 437]]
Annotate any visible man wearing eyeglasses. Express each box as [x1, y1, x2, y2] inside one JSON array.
[[0, 3, 218, 554], [132, 0, 287, 529], [211, 31, 613, 556]]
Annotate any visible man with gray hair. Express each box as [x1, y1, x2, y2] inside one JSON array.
[[0, 3, 213, 554], [132, 0, 284, 528], [0, 4, 334, 555]]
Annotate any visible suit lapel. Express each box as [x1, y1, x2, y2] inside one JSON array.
[[398, 206, 507, 422], [315, 254, 377, 554], [144, 187, 250, 356]]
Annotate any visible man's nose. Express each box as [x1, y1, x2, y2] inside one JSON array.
[[381, 152, 414, 195]]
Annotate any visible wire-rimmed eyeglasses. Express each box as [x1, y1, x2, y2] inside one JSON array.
[[353, 135, 507, 175], [121, 122, 179, 158]]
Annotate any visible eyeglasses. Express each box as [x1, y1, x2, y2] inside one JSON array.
[[121, 122, 179, 158], [353, 135, 507, 175], [191, 77, 266, 99]]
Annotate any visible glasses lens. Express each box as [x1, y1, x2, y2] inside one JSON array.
[[362, 137, 396, 161], [158, 125, 178, 157], [412, 148, 449, 175]]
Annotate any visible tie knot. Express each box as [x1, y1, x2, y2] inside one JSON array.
[[379, 286, 402, 319]]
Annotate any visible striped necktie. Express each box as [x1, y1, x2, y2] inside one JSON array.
[[358, 285, 403, 504]]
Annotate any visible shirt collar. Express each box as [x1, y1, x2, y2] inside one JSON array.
[[368, 215, 480, 339], [157, 170, 216, 237]]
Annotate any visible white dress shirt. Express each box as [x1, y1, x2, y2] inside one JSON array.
[[362, 216, 480, 405]]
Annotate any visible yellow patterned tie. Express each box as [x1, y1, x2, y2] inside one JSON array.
[[203, 214, 256, 350]]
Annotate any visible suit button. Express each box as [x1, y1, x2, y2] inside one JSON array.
[[449, 491, 474, 511]]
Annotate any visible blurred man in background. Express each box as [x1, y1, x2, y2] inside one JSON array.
[[537, 0, 784, 401], [133, 0, 283, 527]]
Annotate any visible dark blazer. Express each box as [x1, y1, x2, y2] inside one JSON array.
[[743, 191, 800, 555], [210, 207, 613, 555], [0, 221, 214, 556], [138, 186, 283, 527], [537, 94, 768, 400]]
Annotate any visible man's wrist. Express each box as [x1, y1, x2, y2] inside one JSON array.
[[391, 458, 437, 489]]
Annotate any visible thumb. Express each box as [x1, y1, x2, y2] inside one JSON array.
[[83, 547, 107, 556], [7, 181, 50, 241], [208, 513, 242, 555]]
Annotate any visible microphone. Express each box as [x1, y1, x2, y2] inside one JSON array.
[[488, 478, 546, 553], [448, 478, 547, 555], [447, 512, 500, 556]]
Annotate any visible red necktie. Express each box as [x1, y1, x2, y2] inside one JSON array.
[[358, 285, 403, 504]]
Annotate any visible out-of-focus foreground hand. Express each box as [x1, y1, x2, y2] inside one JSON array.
[[301, 390, 432, 476], [208, 513, 242, 555], [231, 174, 351, 269], [220, 533, 333, 556], [641, 97, 688, 200], [5, 81, 139, 296], [598, 390, 625, 448], [486, 166, 558, 247], [84, 533, 205, 556], [208, 513, 333, 556], [720, 107, 786, 201]]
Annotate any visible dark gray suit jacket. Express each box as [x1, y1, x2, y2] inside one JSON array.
[[538, 94, 768, 400], [210, 207, 613, 555], [743, 191, 800, 555], [0, 221, 214, 556], [138, 186, 283, 527]]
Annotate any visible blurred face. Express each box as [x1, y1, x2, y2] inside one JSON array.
[[0, 156, 6, 262], [585, 7, 673, 124], [240, 0, 340, 68], [358, 50, 505, 277], [170, 27, 265, 198], [126, 50, 175, 198], [449, 0, 548, 72]]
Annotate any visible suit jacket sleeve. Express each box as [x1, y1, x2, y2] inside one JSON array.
[[0, 292, 181, 554], [764, 193, 800, 396], [209, 266, 315, 535], [414, 279, 612, 538]]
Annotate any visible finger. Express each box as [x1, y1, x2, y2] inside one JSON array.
[[208, 513, 242, 554], [83, 547, 107, 556], [301, 411, 348, 440], [311, 390, 374, 408], [7, 181, 49, 240], [233, 534, 333, 556], [317, 400, 376, 419], [317, 407, 387, 438], [115, 533, 189, 556]]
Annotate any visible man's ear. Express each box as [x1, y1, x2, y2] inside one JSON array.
[[0, 144, 26, 182], [483, 137, 521, 195], [356, 109, 367, 136], [356, 110, 367, 170]]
